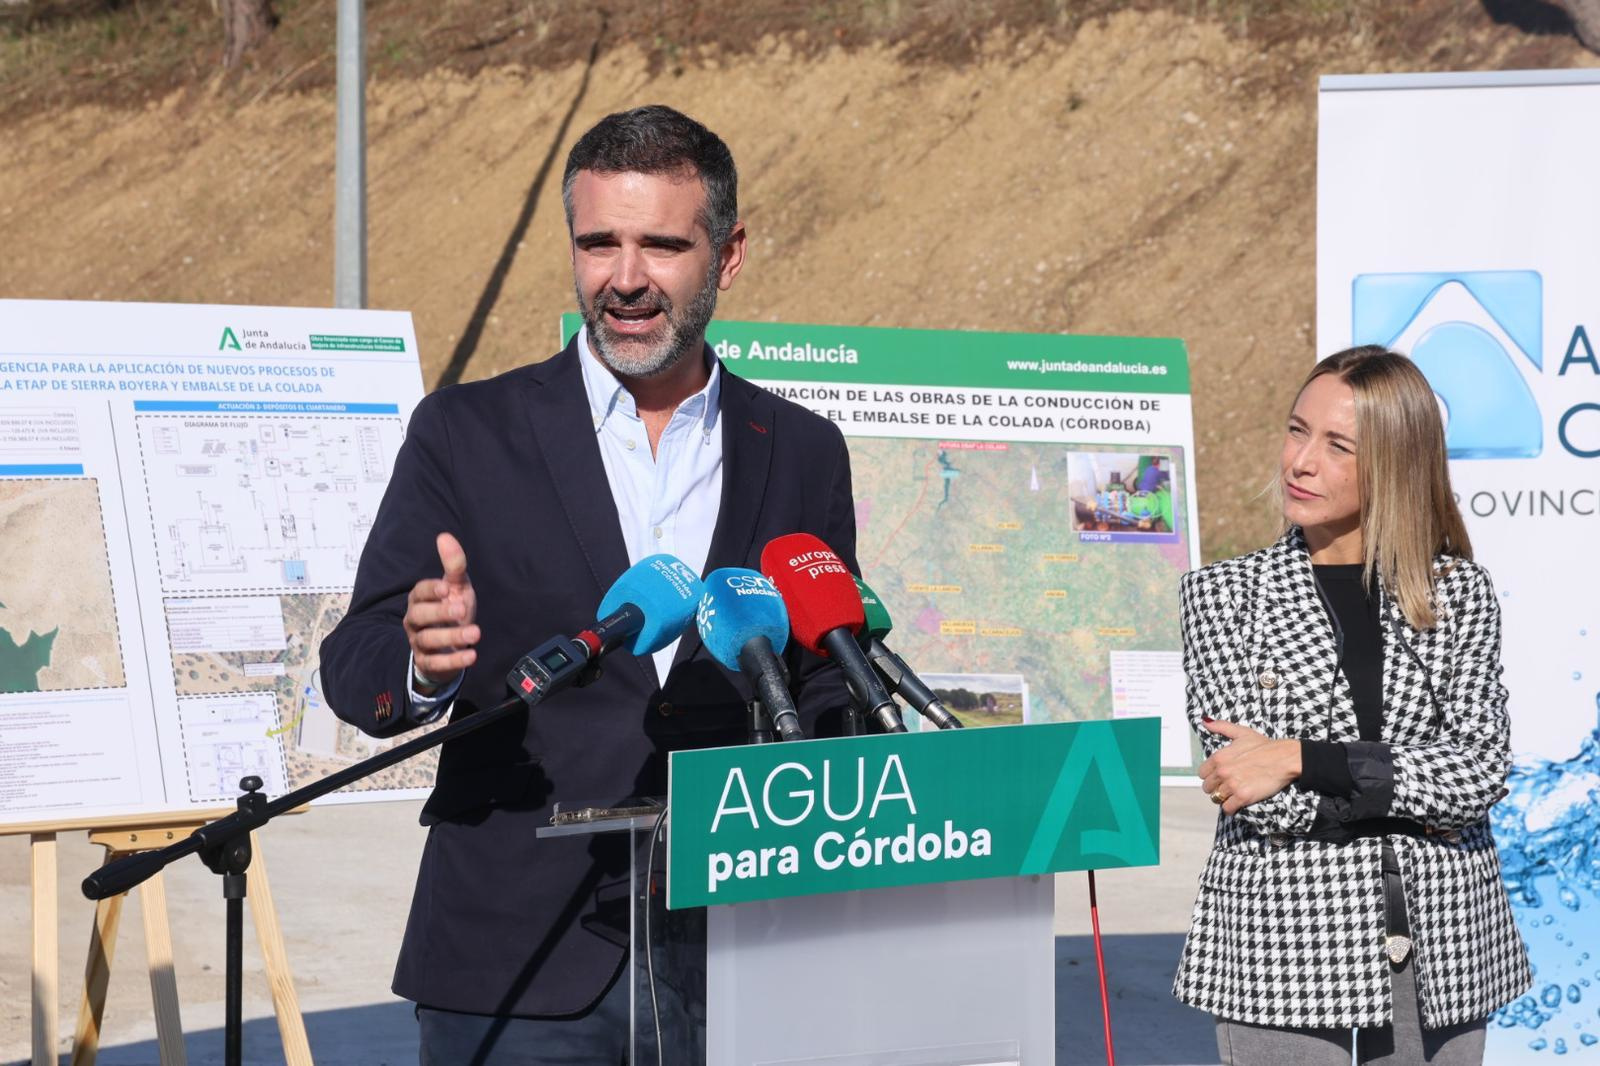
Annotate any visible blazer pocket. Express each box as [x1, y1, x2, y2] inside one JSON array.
[[1453, 825, 1506, 886], [1198, 845, 1266, 897], [419, 759, 545, 826]]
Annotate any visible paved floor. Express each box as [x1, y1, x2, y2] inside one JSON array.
[[1, 785, 1220, 1065]]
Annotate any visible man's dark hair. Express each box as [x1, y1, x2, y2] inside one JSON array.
[[561, 105, 739, 250]]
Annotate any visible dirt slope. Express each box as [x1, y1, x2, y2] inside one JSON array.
[[1, 8, 1593, 559]]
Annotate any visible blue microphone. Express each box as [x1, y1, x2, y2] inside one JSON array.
[[696, 568, 805, 742], [507, 555, 704, 702], [594, 554, 706, 655]]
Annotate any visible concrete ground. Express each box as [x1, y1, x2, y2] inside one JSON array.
[[1, 785, 1220, 1065]]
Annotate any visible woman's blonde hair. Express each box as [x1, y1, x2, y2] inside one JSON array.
[[1293, 346, 1472, 629]]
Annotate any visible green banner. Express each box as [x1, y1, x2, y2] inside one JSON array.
[[559, 315, 1188, 394], [666, 718, 1160, 909], [309, 333, 406, 352]]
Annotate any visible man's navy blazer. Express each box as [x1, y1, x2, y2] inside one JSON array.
[[319, 339, 856, 1017]]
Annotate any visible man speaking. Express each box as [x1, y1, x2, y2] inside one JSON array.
[[320, 106, 856, 1062]]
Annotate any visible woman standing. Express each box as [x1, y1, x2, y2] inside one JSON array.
[[1172, 347, 1530, 1064]]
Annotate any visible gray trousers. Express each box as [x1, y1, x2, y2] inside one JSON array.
[[1215, 952, 1487, 1063]]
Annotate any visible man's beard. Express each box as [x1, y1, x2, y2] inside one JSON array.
[[579, 262, 720, 379]]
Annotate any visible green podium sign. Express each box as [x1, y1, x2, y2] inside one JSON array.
[[667, 718, 1160, 909]]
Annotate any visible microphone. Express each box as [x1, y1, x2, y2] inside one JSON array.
[[854, 576, 963, 730], [81, 556, 705, 907], [507, 554, 704, 702], [759, 533, 907, 734], [696, 568, 805, 742]]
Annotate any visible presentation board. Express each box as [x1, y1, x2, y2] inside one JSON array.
[[1318, 69, 1600, 1060], [0, 303, 1202, 832], [565, 316, 1203, 775], [0, 300, 429, 830]]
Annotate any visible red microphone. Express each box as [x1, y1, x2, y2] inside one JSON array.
[[760, 533, 906, 734]]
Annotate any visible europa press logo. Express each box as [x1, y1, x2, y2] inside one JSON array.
[[1352, 271, 1543, 459]]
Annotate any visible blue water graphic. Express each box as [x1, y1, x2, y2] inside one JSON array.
[[1489, 693, 1600, 1056]]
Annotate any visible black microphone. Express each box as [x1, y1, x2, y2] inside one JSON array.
[[854, 576, 963, 729], [696, 568, 805, 742], [760, 534, 906, 734]]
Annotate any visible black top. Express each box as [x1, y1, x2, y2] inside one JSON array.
[[1299, 563, 1383, 796]]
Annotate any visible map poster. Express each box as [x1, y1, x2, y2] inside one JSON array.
[[563, 316, 1203, 776], [0, 300, 431, 830]]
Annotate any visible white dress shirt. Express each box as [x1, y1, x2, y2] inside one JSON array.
[[408, 330, 723, 719]]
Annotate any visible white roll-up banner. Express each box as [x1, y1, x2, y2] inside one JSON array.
[[1319, 70, 1600, 1059]]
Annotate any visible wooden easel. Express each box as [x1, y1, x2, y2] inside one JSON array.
[[9, 810, 313, 1066]]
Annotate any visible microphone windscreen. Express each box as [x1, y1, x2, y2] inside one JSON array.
[[596, 554, 705, 655], [696, 568, 790, 671], [853, 576, 894, 641], [759, 533, 863, 656]]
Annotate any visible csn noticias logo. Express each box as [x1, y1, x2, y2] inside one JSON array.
[[1352, 271, 1600, 459]]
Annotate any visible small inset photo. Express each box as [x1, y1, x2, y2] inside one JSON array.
[[914, 672, 1029, 730], [1068, 453, 1178, 543]]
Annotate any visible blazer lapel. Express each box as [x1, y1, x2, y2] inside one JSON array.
[[1254, 529, 1343, 736], [670, 364, 775, 670], [1378, 560, 1447, 744], [522, 341, 657, 690], [703, 368, 775, 571]]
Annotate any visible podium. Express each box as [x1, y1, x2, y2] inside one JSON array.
[[537, 810, 706, 1062], [542, 718, 1160, 1065], [707, 875, 1055, 1063]]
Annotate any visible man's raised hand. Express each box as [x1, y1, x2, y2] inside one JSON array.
[[403, 532, 480, 693]]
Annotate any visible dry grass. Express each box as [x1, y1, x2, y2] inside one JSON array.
[[1, 1, 1594, 560], [2, 0, 1589, 119]]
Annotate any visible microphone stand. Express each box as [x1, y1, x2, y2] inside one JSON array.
[[841, 704, 862, 736], [81, 641, 597, 1066], [747, 699, 777, 744]]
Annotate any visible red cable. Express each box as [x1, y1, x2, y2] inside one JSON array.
[[1088, 869, 1117, 1066]]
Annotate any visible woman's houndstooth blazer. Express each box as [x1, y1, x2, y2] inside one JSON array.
[[1171, 528, 1530, 1030]]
